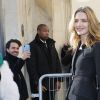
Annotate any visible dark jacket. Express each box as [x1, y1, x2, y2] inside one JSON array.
[[61, 45, 72, 74], [61, 48, 72, 66], [26, 34, 61, 93], [68, 42, 100, 100], [4, 52, 28, 100]]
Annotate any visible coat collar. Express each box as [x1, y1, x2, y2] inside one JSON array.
[[34, 34, 55, 46]]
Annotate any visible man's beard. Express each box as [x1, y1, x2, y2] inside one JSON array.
[[41, 37, 48, 41]]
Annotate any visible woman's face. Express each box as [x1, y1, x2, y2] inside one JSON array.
[[74, 12, 89, 36]]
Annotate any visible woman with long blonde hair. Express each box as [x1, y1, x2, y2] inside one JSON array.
[[68, 6, 100, 100]]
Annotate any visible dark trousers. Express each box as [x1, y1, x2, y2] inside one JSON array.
[[32, 91, 55, 100], [20, 95, 27, 100], [68, 94, 88, 100]]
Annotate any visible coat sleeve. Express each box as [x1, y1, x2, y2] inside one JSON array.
[[53, 46, 62, 73], [93, 42, 100, 100], [61, 44, 73, 66], [56, 51, 62, 73], [61, 50, 72, 66]]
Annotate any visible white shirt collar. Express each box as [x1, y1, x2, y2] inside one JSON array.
[[40, 39, 46, 44]]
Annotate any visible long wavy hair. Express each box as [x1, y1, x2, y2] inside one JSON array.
[[69, 6, 100, 49]]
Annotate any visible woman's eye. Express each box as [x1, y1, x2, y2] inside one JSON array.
[[75, 20, 78, 23], [82, 19, 88, 22]]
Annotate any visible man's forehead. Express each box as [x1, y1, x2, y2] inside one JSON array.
[[10, 42, 19, 47], [41, 26, 49, 30]]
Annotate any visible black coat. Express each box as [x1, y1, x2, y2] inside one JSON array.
[[68, 42, 100, 100], [26, 34, 61, 93], [4, 52, 28, 100], [61, 46, 72, 74], [61, 50, 72, 66]]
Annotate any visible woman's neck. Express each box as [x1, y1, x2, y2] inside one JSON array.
[[80, 34, 88, 45]]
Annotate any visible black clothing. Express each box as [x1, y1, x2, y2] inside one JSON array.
[[26, 34, 61, 100], [61, 44, 72, 67], [0, 72, 1, 80], [61, 51, 72, 67], [68, 42, 100, 100], [4, 52, 28, 100], [68, 93, 88, 100], [61, 45, 73, 93]]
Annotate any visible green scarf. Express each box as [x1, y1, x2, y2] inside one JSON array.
[[0, 53, 3, 66]]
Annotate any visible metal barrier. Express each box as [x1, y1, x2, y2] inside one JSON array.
[[31, 73, 72, 100]]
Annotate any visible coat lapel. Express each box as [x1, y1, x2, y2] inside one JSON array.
[[71, 41, 81, 75]]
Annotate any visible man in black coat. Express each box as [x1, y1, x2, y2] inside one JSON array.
[[4, 39, 30, 100], [26, 24, 62, 100]]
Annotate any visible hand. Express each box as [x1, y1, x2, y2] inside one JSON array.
[[42, 85, 47, 92], [63, 42, 70, 46], [22, 51, 31, 60], [55, 81, 61, 91]]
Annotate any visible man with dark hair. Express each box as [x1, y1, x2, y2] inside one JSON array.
[[6, 39, 21, 49], [4, 39, 30, 100], [26, 24, 62, 100]]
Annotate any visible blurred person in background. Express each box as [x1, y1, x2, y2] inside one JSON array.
[[4, 39, 30, 100], [26, 24, 62, 100]]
